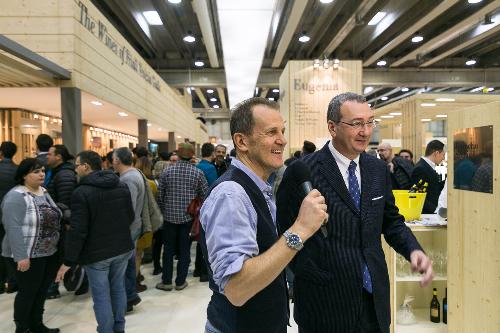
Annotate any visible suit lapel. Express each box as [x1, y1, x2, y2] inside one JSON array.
[[317, 144, 359, 215]]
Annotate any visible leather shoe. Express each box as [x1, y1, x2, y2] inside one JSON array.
[[199, 275, 209, 282], [152, 267, 162, 275]]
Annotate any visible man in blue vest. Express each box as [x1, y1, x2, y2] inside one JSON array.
[[200, 97, 328, 333]]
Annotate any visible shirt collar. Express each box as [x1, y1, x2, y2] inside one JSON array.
[[231, 159, 272, 194], [328, 140, 360, 168], [421, 156, 436, 170]]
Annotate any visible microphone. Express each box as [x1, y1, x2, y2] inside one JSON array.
[[287, 160, 328, 238]]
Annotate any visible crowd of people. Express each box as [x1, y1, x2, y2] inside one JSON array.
[[0, 92, 451, 333], [0, 134, 233, 333]]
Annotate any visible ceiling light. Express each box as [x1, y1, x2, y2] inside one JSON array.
[[207, 89, 214, 94], [142, 11, 163, 25], [333, 59, 340, 64], [168, 0, 182, 4], [44, 116, 50, 121], [194, 60, 204, 67], [268, 98, 274, 101], [323, 58, 330, 69], [183, 32, 196, 43], [213, 105, 220, 109], [421, 103, 436, 107], [486, 87, 494, 92], [272, 88, 279, 93], [320, 0, 334, 3], [177, 135, 182, 138], [313, 59, 320, 69], [375, 118, 381, 122], [376, 60, 387, 66], [368, 103, 372, 107], [298, 32, 310, 43], [390, 112, 402, 116], [401, 87, 409, 92], [467, 0, 482, 3], [421, 118, 432, 122], [381, 115, 394, 118], [210, 97, 217, 102], [368, 12, 387, 26], [91, 100, 103, 106], [187, 87, 193, 94], [411, 35, 424, 43], [118, 112, 128, 117], [34, 114, 39, 119], [364, 86, 374, 94], [470, 86, 485, 92], [380, 96, 388, 101], [435, 98, 455, 102], [465, 59, 477, 66], [436, 115, 448, 118]]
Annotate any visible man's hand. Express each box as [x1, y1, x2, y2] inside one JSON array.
[[290, 189, 328, 241], [17, 259, 30, 272], [55, 264, 71, 283], [410, 250, 434, 287]]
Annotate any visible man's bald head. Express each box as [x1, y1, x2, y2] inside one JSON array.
[[377, 142, 393, 162]]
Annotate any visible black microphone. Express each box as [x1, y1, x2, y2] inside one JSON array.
[[287, 160, 328, 238]]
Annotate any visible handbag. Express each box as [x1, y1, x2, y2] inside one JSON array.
[[187, 197, 202, 241], [63, 265, 85, 292]]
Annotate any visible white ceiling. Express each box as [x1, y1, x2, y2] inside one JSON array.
[[0, 87, 169, 141]]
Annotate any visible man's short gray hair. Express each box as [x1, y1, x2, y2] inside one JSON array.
[[327, 92, 367, 123], [113, 147, 133, 166]]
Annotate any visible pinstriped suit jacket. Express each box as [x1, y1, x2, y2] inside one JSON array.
[[276, 143, 423, 333]]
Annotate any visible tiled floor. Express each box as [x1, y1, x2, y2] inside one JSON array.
[[0, 262, 299, 332]]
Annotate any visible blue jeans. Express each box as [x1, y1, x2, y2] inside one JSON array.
[[85, 251, 132, 333], [125, 231, 140, 302]]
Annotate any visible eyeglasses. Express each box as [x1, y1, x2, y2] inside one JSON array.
[[338, 120, 378, 130]]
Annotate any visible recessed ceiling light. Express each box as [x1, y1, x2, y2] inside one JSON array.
[[34, 114, 39, 119], [298, 32, 310, 43], [147, 123, 152, 127], [465, 59, 477, 66], [213, 105, 220, 109], [186, 87, 193, 94], [470, 86, 485, 92], [320, 0, 334, 3], [390, 112, 402, 116], [421, 118, 432, 122], [381, 115, 394, 118], [436, 115, 448, 118], [210, 97, 217, 102], [272, 88, 280, 93], [380, 96, 388, 101], [368, 103, 372, 107], [468, 0, 482, 3], [376, 60, 387, 66], [368, 12, 387, 26], [118, 112, 128, 117], [420, 103, 436, 107], [486, 87, 494, 92], [435, 98, 455, 102], [91, 100, 103, 106], [206, 89, 214, 94], [142, 11, 163, 25], [364, 86, 374, 94], [168, 0, 182, 4], [401, 87, 409, 92], [183, 33, 195, 43], [411, 35, 424, 43], [194, 60, 204, 67], [177, 135, 182, 139], [268, 98, 274, 101], [313, 59, 320, 69]]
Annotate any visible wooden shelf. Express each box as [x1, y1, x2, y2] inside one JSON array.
[[395, 309, 447, 333], [396, 276, 447, 282]]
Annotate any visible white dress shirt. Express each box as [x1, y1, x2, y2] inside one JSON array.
[[421, 156, 436, 170], [328, 141, 361, 191]]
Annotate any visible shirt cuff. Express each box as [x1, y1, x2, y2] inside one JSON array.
[[216, 254, 249, 294]]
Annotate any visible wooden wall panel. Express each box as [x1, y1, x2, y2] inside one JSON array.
[[279, 60, 362, 153], [447, 101, 500, 333]]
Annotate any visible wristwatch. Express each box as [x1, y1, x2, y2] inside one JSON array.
[[283, 230, 304, 251]]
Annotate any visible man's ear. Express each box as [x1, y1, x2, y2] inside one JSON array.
[[233, 133, 249, 153], [328, 120, 336, 138]]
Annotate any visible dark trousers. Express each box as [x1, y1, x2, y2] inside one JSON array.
[[152, 229, 163, 271], [12, 254, 60, 328], [298, 290, 381, 333], [1, 256, 17, 289], [162, 222, 191, 286], [194, 242, 208, 276]]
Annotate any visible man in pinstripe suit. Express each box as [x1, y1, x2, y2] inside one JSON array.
[[277, 92, 434, 333]]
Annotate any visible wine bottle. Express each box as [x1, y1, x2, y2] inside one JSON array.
[[430, 288, 440, 323], [443, 288, 447, 324], [409, 180, 423, 193], [420, 182, 429, 193]]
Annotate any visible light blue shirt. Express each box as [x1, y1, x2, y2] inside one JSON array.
[[200, 159, 276, 293]]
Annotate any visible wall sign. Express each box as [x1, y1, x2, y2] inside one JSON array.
[[453, 125, 493, 193]]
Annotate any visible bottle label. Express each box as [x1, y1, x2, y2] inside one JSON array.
[[431, 309, 439, 317]]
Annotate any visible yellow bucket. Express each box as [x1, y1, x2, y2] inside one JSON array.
[[392, 190, 426, 221]]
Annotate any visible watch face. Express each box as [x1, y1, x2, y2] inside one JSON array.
[[289, 234, 300, 246]]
